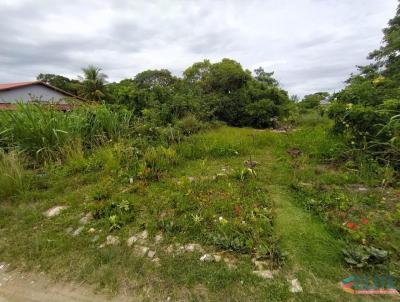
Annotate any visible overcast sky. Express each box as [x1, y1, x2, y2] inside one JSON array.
[[0, 0, 398, 97]]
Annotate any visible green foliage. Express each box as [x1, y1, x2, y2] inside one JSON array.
[[38, 58, 292, 129], [142, 146, 178, 179], [343, 245, 388, 268], [299, 92, 329, 110], [328, 4, 400, 169], [90, 198, 136, 231], [253, 67, 279, 86]]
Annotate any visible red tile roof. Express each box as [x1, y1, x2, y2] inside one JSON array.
[[0, 81, 36, 90]]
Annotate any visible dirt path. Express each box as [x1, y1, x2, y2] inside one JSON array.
[[0, 266, 133, 302]]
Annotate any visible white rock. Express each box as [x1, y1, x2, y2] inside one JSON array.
[[79, 213, 92, 225], [223, 257, 237, 269], [253, 260, 269, 270], [184, 243, 203, 252], [289, 278, 303, 293], [166, 245, 174, 254], [127, 236, 138, 247], [147, 250, 156, 258], [72, 226, 84, 237], [187, 176, 195, 182], [44, 206, 68, 217], [253, 270, 274, 279], [140, 230, 148, 240], [200, 254, 214, 262], [154, 234, 163, 243], [133, 245, 149, 256], [213, 254, 222, 262], [139, 246, 149, 256], [185, 244, 196, 252], [106, 235, 120, 246], [88, 228, 96, 233]]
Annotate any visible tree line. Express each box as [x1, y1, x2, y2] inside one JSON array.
[[37, 59, 291, 128]]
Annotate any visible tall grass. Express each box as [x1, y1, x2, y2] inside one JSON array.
[[0, 104, 134, 163], [0, 150, 29, 199]]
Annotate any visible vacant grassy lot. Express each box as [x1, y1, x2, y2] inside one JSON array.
[[0, 121, 399, 301]]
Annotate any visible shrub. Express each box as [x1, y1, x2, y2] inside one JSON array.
[[176, 114, 203, 135], [142, 146, 178, 179]]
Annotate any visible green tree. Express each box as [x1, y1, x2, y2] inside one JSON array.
[[253, 67, 279, 86], [133, 69, 176, 89], [203, 58, 251, 94], [328, 2, 400, 167], [79, 65, 108, 102], [36, 73, 81, 95], [183, 59, 212, 83], [300, 92, 329, 109]]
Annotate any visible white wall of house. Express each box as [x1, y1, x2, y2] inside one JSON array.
[[0, 84, 67, 103]]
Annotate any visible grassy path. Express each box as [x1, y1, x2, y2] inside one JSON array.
[[265, 164, 386, 301], [271, 186, 347, 301]]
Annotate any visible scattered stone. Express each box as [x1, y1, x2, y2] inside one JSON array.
[[187, 176, 195, 182], [252, 259, 270, 270], [166, 245, 174, 254], [223, 257, 237, 269], [184, 244, 196, 252], [79, 213, 92, 225], [127, 235, 138, 247], [72, 226, 84, 237], [88, 228, 96, 233], [106, 235, 120, 246], [44, 206, 68, 217], [140, 230, 148, 240], [138, 246, 149, 256], [0, 263, 7, 270], [154, 234, 163, 243], [147, 250, 156, 258], [129, 178, 134, 184], [253, 270, 274, 279], [213, 254, 222, 262], [200, 254, 214, 262], [289, 278, 303, 293], [91, 235, 99, 242], [184, 243, 204, 253]]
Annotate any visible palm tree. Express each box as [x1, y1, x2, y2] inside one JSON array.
[[79, 65, 108, 102]]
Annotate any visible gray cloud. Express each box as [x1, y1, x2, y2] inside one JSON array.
[[0, 0, 398, 97]]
